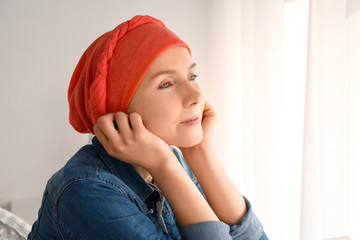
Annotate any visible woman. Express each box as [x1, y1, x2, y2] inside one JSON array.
[[28, 15, 268, 240]]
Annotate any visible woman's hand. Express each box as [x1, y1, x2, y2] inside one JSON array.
[[179, 102, 247, 224], [94, 112, 220, 227], [181, 101, 217, 152], [93, 112, 173, 172], [199, 101, 217, 145]]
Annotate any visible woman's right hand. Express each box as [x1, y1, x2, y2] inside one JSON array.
[[94, 111, 220, 228], [93, 112, 173, 172]]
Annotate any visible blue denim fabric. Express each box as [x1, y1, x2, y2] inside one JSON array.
[[28, 137, 266, 240], [259, 232, 269, 239]]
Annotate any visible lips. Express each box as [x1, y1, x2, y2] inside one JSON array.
[[181, 115, 201, 126]]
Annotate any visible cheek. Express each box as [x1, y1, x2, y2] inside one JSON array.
[[140, 98, 176, 133]]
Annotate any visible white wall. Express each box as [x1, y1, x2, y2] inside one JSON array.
[[0, 0, 212, 223]]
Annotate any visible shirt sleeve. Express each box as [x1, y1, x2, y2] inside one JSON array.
[[179, 221, 232, 240], [229, 197, 266, 240], [178, 197, 266, 240], [57, 178, 175, 240]]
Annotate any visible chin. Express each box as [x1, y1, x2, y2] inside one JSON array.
[[173, 131, 203, 148]]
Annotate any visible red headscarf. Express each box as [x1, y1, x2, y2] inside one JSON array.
[[68, 15, 190, 134]]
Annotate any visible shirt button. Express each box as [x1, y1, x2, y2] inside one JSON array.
[[149, 209, 154, 214], [162, 209, 166, 215]]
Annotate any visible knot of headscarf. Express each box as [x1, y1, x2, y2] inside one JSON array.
[[68, 15, 190, 134]]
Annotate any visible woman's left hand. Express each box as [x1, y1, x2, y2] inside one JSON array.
[[182, 101, 217, 151], [200, 101, 217, 145], [180, 101, 247, 225]]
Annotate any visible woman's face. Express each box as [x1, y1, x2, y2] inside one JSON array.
[[127, 46, 205, 147]]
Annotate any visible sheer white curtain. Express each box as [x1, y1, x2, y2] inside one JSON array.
[[346, 1, 360, 239], [204, 0, 360, 239]]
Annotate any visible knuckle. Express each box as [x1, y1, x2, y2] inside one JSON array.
[[112, 142, 125, 153], [97, 116, 105, 125], [98, 113, 111, 125], [134, 131, 145, 141], [115, 111, 126, 119], [129, 112, 140, 120], [124, 137, 135, 146]]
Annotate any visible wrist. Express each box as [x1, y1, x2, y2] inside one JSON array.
[[146, 149, 180, 176], [180, 142, 213, 157]]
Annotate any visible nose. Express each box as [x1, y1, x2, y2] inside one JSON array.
[[181, 81, 203, 108]]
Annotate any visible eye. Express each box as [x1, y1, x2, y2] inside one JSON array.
[[189, 74, 198, 81], [159, 82, 172, 89]]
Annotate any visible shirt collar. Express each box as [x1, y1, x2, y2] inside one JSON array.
[[91, 136, 154, 202]]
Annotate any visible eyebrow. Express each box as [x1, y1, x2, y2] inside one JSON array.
[[150, 63, 197, 80]]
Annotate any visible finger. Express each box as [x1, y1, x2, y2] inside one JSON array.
[[203, 101, 216, 118], [114, 112, 132, 136], [94, 122, 122, 157], [204, 101, 213, 111], [128, 112, 146, 133], [93, 124, 109, 145], [97, 113, 119, 142]]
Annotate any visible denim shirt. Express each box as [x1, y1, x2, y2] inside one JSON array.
[[28, 137, 267, 240]]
